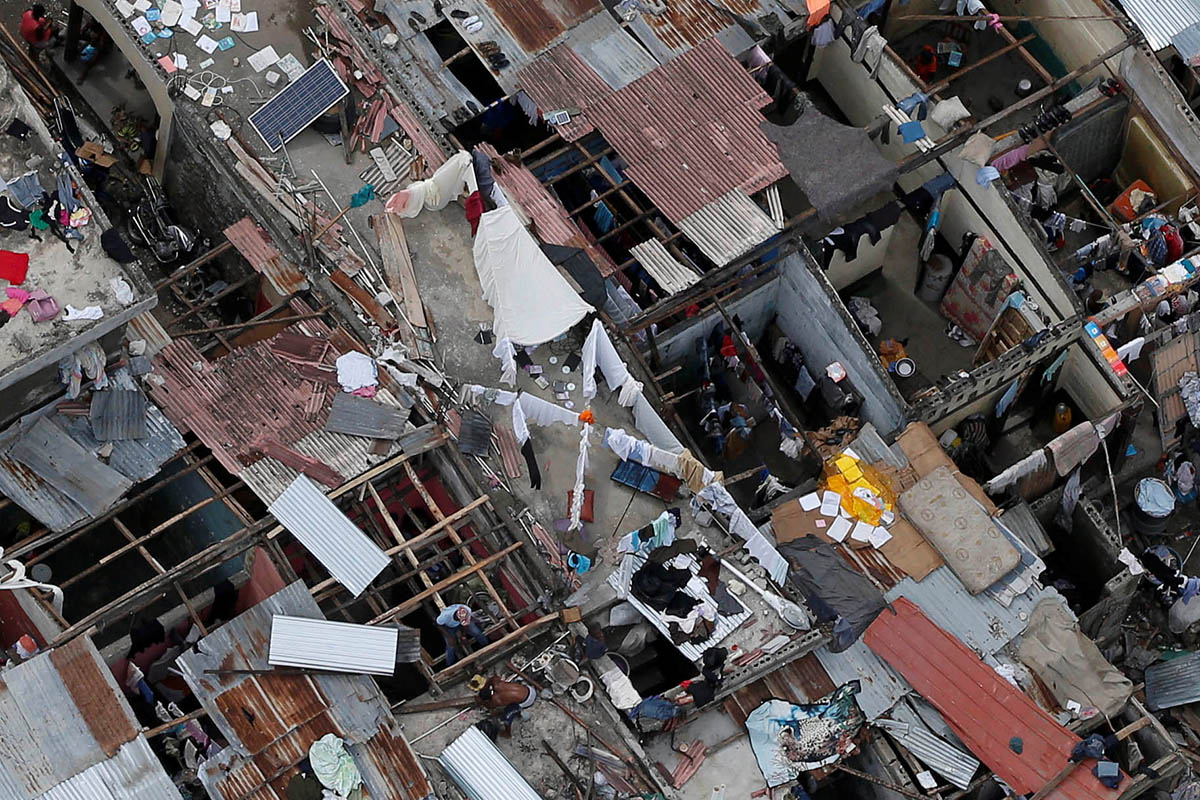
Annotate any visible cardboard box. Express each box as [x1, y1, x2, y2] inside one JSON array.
[[75, 141, 117, 168]]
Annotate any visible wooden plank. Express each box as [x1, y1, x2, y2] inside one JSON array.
[[370, 542, 522, 624], [367, 482, 445, 610], [329, 268, 395, 329], [376, 214, 427, 328]]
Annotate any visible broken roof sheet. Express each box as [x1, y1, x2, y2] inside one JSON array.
[[89, 389, 149, 441], [0, 637, 178, 800], [584, 38, 788, 224], [9, 417, 133, 518], [224, 217, 310, 296], [0, 369, 185, 531], [269, 615, 400, 675], [324, 392, 413, 439], [476, 143, 618, 276], [1146, 651, 1200, 710], [865, 598, 1126, 800], [176, 581, 432, 800], [267, 475, 391, 597], [516, 46, 612, 141]]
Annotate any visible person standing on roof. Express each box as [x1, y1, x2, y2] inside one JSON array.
[[436, 603, 489, 667], [20, 5, 58, 60]]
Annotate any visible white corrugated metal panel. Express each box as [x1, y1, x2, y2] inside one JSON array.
[[1175, 21, 1200, 62], [606, 550, 753, 661], [39, 738, 181, 800], [874, 719, 979, 790], [439, 726, 541, 800], [268, 475, 390, 596], [269, 615, 399, 675], [678, 188, 781, 266], [1121, 0, 1200, 50], [629, 239, 702, 294]]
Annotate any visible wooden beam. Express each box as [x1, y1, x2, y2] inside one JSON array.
[[165, 273, 258, 330], [898, 36, 1137, 176], [369, 542, 523, 624], [433, 612, 559, 679], [542, 147, 616, 186], [153, 240, 235, 291], [267, 431, 449, 539], [403, 462, 519, 633], [367, 482, 445, 610], [924, 33, 1038, 95], [174, 310, 329, 338], [309, 494, 492, 595]]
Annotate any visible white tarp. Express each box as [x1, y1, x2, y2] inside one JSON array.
[[473, 206, 594, 345]]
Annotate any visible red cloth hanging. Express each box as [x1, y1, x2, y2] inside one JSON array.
[[465, 190, 484, 236], [0, 251, 29, 285]]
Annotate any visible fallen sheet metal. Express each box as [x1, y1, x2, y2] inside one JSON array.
[[458, 409, 492, 456], [269, 615, 399, 675], [89, 390, 148, 441], [267, 475, 391, 596], [10, 417, 133, 517], [874, 719, 979, 790], [324, 392, 412, 439], [1146, 651, 1200, 711]]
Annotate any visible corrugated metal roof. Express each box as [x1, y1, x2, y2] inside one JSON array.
[[1121, 0, 1200, 51], [566, 11, 658, 90], [517, 46, 611, 140], [629, 239, 702, 293], [126, 311, 172, 356], [585, 38, 788, 224], [457, 409, 493, 456], [874, 719, 979, 790], [623, 0, 759, 61], [1152, 330, 1198, 447], [997, 501, 1054, 556], [224, 217, 310, 296], [325, 392, 412, 439], [886, 567, 1059, 656], [1146, 651, 1200, 710], [439, 726, 541, 800], [89, 390, 148, 441], [269, 615, 399, 675], [865, 598, 1125, 800], [9, 417, 133, 517], [677, 188, 781, 266], [0, 638, 173, 800], [1173, 21, 1200, 62], [177, 581, 432, 800], [268, 475, 391, 597], [477, 143, 618, 276], [814, 640, 910, 721], [39, 738, 181, 800], [0, 369, 184, 532], [148, 330, 346, 485], [470, 0, 598, 54]]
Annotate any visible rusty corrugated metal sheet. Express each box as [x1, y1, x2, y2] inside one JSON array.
[[481, 0, 599, 53], [224, 217, 310, 296], [864, 598, 1125, 800], [586, 38, 787, 223], [724, 653, 837, 727], [179, 582, 433, 800], [478, 143, 619, 276], [639, 0, 760, 54], [48, 639, 140, 758], [516, 45, 612, 140], [126, 311, 172, 355], [148, 333, 342, 481], [390, 102, 447, 173]]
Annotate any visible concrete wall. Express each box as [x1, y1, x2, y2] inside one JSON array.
[[775, 250, 908, 435], [991, 0, 1127, 82], [1120, 45, 1200, 182], [1056, 343, 1123, 418], [74, 0, 172, 178], [651, 276, 781, 366], [826, 223, 896, 289]]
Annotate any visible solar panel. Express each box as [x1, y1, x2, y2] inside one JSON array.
[[249, 59, 349, 151]]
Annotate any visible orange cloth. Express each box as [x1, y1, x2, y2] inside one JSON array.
[[807, 0, 830, 28]]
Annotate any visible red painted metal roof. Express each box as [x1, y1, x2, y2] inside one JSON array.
[[585, 38, 787, 223], [864, 598, 1126, 800], [478, 143, 619, 276], [148, 332, 342, 480], [516, 45, 612, 141], [224, 217, 309, 296]]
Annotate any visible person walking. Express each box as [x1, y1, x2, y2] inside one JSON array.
[[436, 604, 489, 667]]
